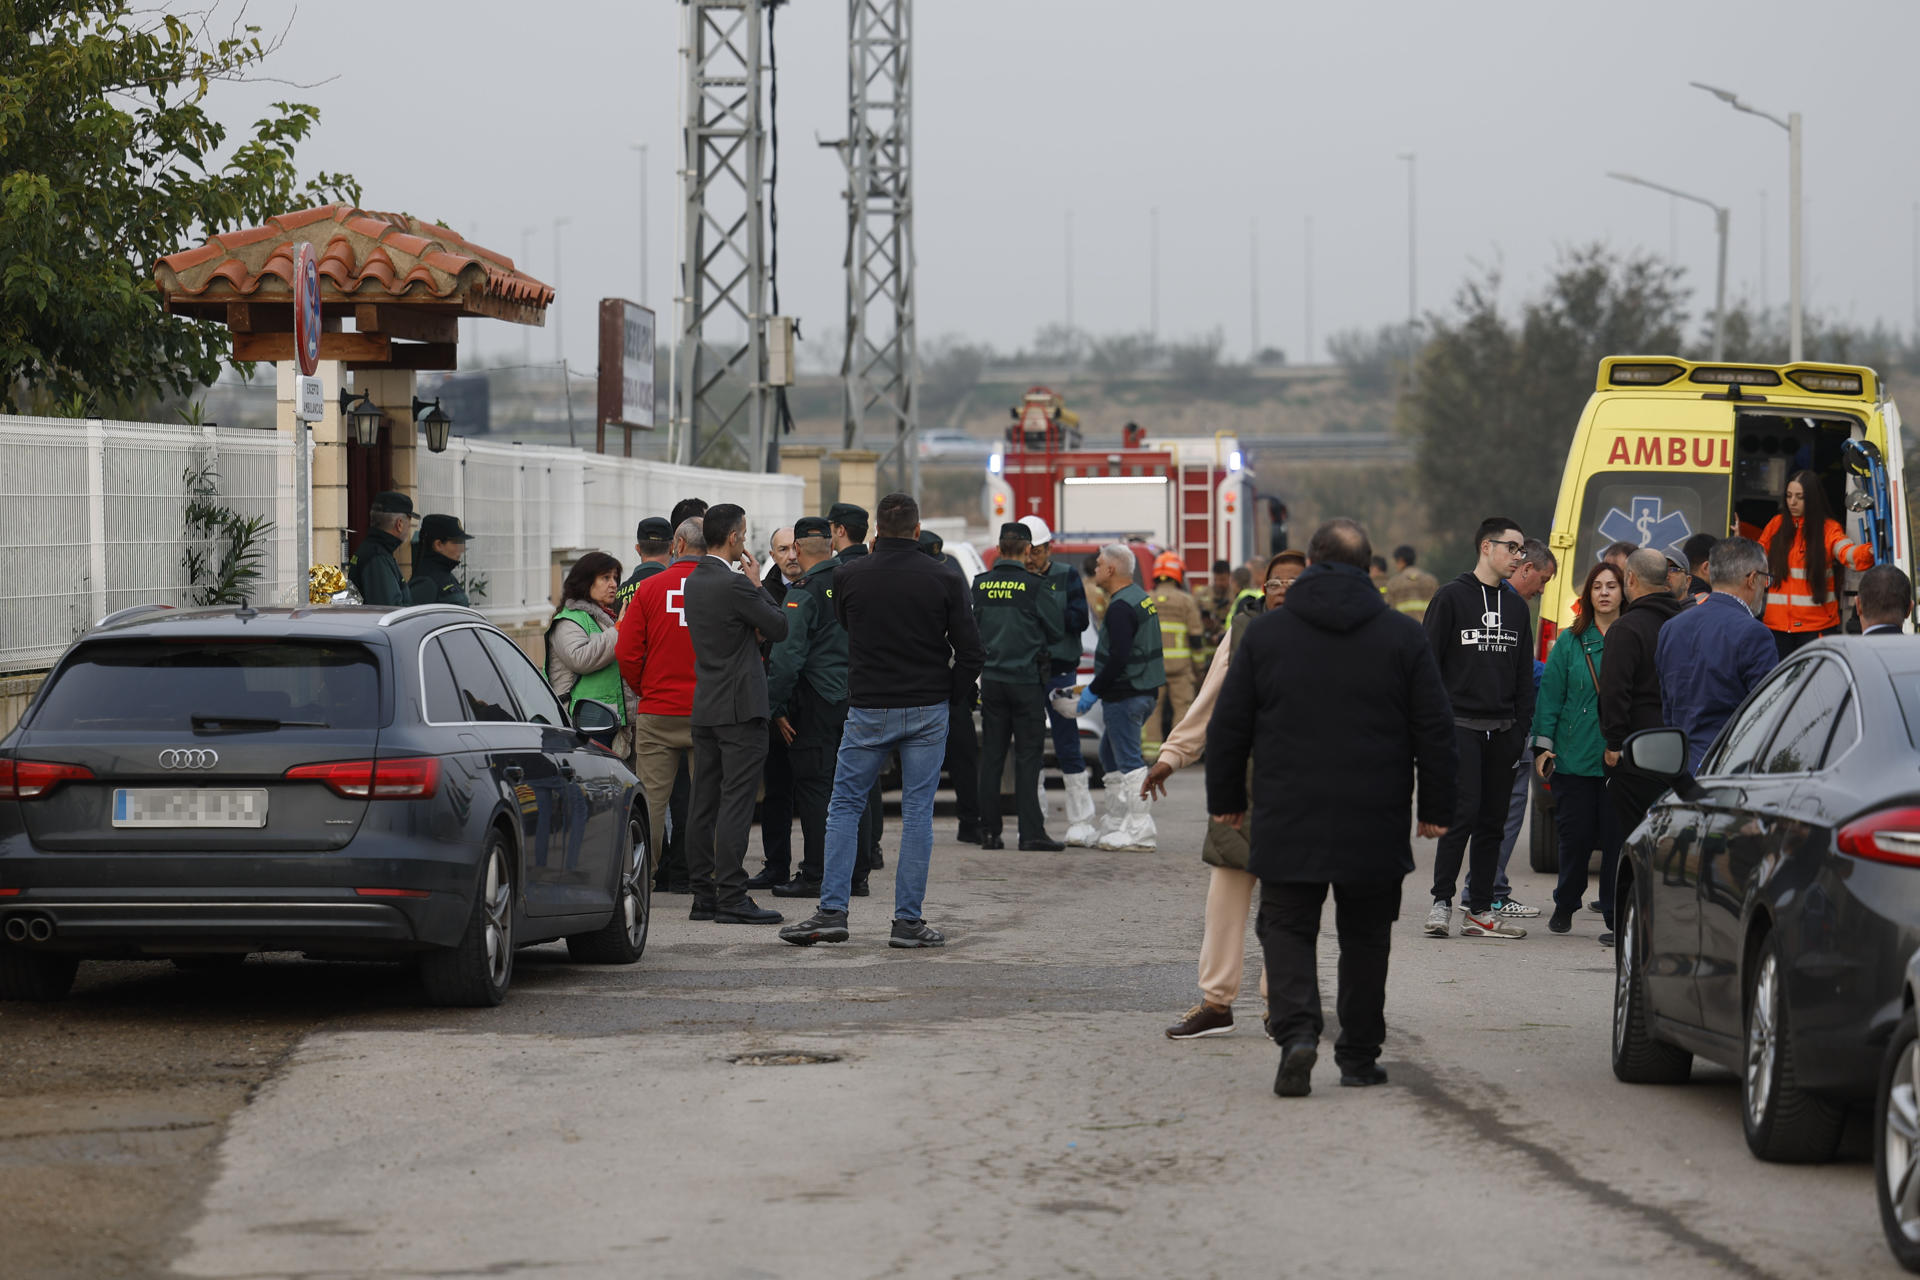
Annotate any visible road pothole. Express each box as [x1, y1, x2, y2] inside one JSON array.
[[727, 1051, 843, 1067]]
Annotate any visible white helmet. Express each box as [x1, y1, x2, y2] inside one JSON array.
[[1019, 515, 1053, 545]]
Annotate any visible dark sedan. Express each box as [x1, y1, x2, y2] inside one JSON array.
[[1611, 636, 1920, 1162], [0, 603, 652, 1006]]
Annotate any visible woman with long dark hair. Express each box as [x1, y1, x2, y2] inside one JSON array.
[[1531, 560, 1624, 939], [546, 551, 633, 750], [1760, 469, 1874, 657]]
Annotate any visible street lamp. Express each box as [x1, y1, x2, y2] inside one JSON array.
[[1692, 81, 1802, 360], [1607, 172, 1730, 360], [337, 389, 384, 447], [412, 396, 453, 453]]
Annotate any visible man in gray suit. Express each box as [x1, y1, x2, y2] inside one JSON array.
[[684, 504, 790, 923]]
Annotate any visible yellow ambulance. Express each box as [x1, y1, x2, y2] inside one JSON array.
[[1538, 356, 1911, 650], [1527, 356, 1910, 873]]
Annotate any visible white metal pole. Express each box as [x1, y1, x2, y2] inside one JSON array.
[[1149, 207, 1159, 342], [1788, 111, 1803, 361], [1065, 208, 1073, 336], [1401, 153, 1417, 331], [1303, 214, 1314, 363], [639, 143, 649, 305], [1712, 207, 1729, 361], [1249, 217, 1260, 359]]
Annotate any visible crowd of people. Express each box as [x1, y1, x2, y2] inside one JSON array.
[[342, 467, 1910, 1098]]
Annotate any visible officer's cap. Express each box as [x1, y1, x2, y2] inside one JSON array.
[[917, 529, 945, 556], [419, 513, 473, 544], [999, 522, 1032, 544], [371, 490, 415, 517], [794, 516, 832, 540], [827, 502, 869, 528], [635, 516, 674, 542]]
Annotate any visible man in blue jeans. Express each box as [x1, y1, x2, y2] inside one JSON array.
[[1077, 543, 1166, 850], [780, 492, 984, 949]]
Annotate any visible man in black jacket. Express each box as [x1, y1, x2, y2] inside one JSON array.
[[1421, 517, 1536, 940], [683, 504, 789, 924], [1596, 547, 1686, 938], [781, 493, 985, 949], [1208, 519, 1456, 1097]]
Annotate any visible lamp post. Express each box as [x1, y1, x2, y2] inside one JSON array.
[[553, 216, 570, 364], [631, 143, 648, 305], [1692, 82, 1801, 360], [1607, 171, 1730, 360], [1397, 152, 1416, 333]]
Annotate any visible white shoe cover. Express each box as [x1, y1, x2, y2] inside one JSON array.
[[1062, 771, 1098, 846], [1097, 767, 1158, 850]]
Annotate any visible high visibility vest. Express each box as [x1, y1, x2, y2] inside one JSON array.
[[1151, 584, 1195, 662], [1096, 583, 1166, 691], [1759, 515, 1873, 633], [546, 608, 627, 723]]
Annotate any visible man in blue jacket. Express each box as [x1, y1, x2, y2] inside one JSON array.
[[1656, 536, 1777, 771]]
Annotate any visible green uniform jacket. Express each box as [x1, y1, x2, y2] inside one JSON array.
[[972, 560, 1063, 685], [1038, 558, 1089, 670], [1093, 582, 1166, 696], [1530, 625, 1608, 777], [407, 549, 470, 607], [765, 558, 850, 717], [346, 529, 406, 607], [614, 559, 668, 617]]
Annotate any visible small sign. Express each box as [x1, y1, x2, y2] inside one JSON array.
[[297, 374, 323, 423], [597, 298, 656, 438], [293, 242, 321, 377]]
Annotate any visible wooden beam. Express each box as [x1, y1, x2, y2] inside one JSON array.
[[226, 302, 294, 333], [462, 294, 548, 327], [353, 304, 458, 344], [348, 342, 457, 373], [232, 332, 390, 363]]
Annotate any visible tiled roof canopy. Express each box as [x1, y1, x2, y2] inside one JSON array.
[[155, 205, 552, 370]]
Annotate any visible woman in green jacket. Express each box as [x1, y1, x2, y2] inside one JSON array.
[[1530, 560, 1624, 938]]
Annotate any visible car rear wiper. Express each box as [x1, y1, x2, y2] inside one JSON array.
[[190, 714, 331, 733]]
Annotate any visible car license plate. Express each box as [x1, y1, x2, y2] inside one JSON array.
[[111, 788, 268, 829]]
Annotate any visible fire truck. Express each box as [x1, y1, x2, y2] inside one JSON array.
[[981, 387, 1260, 576]]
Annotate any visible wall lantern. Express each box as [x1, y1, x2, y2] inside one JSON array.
[[412, 396, 453, 453], [338, 390, 383, 447]]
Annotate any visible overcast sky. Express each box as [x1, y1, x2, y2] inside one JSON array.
[[209, 0, 1920, 370]]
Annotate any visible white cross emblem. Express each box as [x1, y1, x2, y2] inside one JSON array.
[[666, 586, 687, 627]]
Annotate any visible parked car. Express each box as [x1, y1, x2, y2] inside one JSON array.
[[917, 430, 996, 462], [1878, 951, 1920, 1271], [1610, 637, 1920, 1163], [0, 603, 652, 1007]]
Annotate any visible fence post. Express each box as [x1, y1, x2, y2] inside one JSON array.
[[85, 420, 107, 624]]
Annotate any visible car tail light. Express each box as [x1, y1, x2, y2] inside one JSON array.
[[1537, 619, 1558, 664], [1837, 807, 1920, 866], [285, 757, 440, 799], [0, 758, 95, 800]]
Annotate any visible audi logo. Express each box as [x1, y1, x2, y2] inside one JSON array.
[[158, 749, 219, 770]]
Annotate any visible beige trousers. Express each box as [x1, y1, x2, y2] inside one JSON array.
[[1197, 865, 1268, 1008], [631, 713, 694, 850], [1145, 665, 1196, 747]]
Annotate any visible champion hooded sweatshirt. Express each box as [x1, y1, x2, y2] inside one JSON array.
[[1422, 572, 1536, 731]]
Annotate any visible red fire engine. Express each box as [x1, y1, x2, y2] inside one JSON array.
[[981, 387, 1259, 576]]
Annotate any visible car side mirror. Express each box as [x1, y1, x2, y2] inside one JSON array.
[[1621, 727, 1703, 800], [570, 699, 620, 736]]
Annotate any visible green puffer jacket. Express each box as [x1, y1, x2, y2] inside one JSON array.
[[1531, 625, 1608, 778]]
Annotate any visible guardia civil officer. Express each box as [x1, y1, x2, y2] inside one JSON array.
[[973, 522, 1065, 850], [763, 516, 856, 897], [614, 516, 676, 616], [346, 490, 413, 606], [921, 529, 984, 845], [828, 502, 884, 879], [407, 514, 473, 606]]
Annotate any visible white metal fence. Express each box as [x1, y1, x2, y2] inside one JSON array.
[[413, 434, 803, 628], [0, 416, 295, 674]]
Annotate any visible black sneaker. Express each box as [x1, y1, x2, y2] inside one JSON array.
[[1598, 931, 1616, 947], [1018, 836, 1066, 852], [745, 867, 787, 890], [779, 910, 850, 947], [1548, 907, 1574, 934], [955, 822, 982, 845], [851, 878, 870, 897], [1339, 1063, 1389, 1088], [1588, 899, 1604, 913], [889, 919, 945, 949], [770, 877, 820, 899], [689, 900, 716, 921], [1274, 1039, 1318, 1097], [713, 898, 782, 925], [978, 834, 1004, 850]]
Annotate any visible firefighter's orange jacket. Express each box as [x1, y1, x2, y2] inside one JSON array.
[[1758, 514, 1873, 634]]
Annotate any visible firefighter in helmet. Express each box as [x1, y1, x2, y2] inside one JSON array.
[[1144, 551, 1204, 755]]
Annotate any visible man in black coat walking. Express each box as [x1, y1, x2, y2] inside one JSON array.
[[1595, 547, 1686, 939], [1208, 519, 1456, 1098]]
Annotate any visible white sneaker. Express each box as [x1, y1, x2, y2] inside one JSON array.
[[1423, 899, 1452, 937], [1460, 907, 1527, 939], [1492, 897, 1540, 918]]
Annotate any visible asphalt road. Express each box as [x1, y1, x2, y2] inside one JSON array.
[[2, 770, 1895, 1280]]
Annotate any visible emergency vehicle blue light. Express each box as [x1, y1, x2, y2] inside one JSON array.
[[1229, 450, 1243, 471], [988, 451, 1002, 475]]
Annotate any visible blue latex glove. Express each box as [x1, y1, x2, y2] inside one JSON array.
[[1076, 688, 1097, 715]]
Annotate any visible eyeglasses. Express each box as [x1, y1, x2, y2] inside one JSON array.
[[1265, 578, 1293, 591], [1489, 540, 1524, 554]]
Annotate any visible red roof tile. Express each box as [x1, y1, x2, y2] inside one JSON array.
[[155, 204, 553, 322]]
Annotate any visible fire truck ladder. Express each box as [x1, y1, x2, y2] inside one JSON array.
[[1178, 461, 1214, 573]]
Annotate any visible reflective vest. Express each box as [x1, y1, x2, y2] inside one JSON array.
[[1096, 583, 1166, 692], [546, 608, 627, 724], [1759, 515, 1874, 634], [1150, 582, 1200, 665]]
